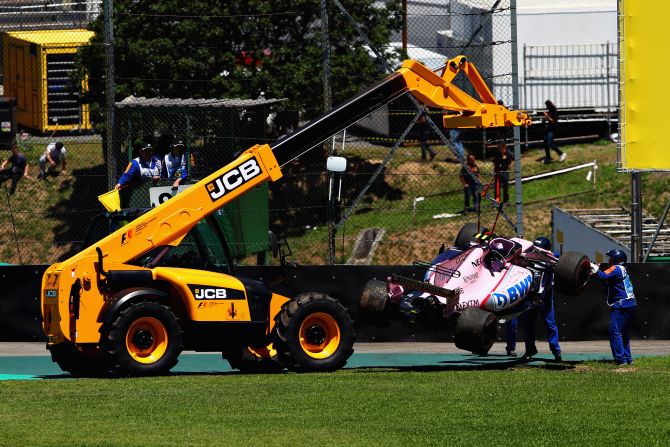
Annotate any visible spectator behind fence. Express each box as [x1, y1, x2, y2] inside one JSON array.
[[115, 143, 162, 190], [460, 154, 480, 213], [448, 128, 465, 162], [0, 141, 31, 194], [163, 140, 188, 188], [416, 113, 436, 161], [38, 141, 67, 179], [493, 143, 513, 204], [542, 100, 566, 164]]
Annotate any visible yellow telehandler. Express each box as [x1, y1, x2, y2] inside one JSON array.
[[41, 56, 529, 376]]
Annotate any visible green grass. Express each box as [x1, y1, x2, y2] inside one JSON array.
[[1, 358, 669, 446]]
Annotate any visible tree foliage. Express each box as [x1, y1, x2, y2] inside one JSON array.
[[80, 0, 401, 128]]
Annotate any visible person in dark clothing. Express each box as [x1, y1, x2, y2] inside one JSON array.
[[505, 317, 518, 357], [416, 113, 436, 161], [506, 237, 562, 361], [460, 154, 480, 212], [493, 143, 514, 203], [543, 100, 566, 164], [522, 236, 562, 361], [0, 142, 31, 194]]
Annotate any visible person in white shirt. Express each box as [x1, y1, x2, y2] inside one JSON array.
[[163, 140, 188, 187], [115, 143, 162, 190], [38, 141, 67, 179]]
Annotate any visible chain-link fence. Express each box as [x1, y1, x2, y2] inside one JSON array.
[[0, 0, 520, 265], [522, 42, 618, 112]]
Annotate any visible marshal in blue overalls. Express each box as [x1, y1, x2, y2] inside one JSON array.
[[591, 249, 637, 365]]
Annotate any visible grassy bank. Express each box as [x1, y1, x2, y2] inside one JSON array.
[[286, 140, 656, 264], [0, 136, 104, 263]]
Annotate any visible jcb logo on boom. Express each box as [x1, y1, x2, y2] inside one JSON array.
[[205, 159, 262, 202]]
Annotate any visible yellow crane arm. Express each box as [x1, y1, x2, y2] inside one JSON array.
[[398, 56, 531, 128], [54, 56, 528, 271]]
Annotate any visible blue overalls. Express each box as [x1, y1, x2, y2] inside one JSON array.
[[522, 270, 561, 357], [163, 152, 188, 181], [506, 270, 561, 356], [595, 265, 637, 364]]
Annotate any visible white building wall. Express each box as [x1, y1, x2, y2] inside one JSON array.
[[516, 1, 617, 109], [517, 6, 617, 48]]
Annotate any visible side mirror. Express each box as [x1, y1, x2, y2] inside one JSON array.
[[326, 156, 347, 173]]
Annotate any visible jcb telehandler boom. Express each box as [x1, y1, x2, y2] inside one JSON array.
[[41, 56, 529, 376]]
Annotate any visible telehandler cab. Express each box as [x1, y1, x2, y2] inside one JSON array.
[[41, 56, 529, 376]]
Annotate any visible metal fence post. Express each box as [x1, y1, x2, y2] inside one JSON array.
[[605, 40, 612, 136], [511, 0, 523, 237], [321, 0, 337, 265], [631, 172, 643, 262], [103, 0, 116, 190]]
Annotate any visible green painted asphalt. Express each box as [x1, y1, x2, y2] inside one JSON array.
[[0, 352, 615, 380]]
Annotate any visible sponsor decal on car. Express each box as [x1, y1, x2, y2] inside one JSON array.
[[462, 272, 479, 284], [490, 274, 532, 310], [205, 159, 262, 202], [454, 253, 469, 265], [455, 299, 480, 311]]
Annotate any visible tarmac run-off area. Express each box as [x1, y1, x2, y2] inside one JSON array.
[[1, 340, 668, 380]]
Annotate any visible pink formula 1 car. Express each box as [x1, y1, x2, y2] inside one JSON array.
[[359, 223, 591, 354]]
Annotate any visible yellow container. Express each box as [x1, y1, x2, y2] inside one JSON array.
[[2, 29, 94, 133], [98, 189, 121, 212]]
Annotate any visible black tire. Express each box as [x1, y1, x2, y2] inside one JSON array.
[[223, 345, 285, 373], [555, 251, 591, 296], [49, 343, 112, 377], [453, 307, 498, 355], [273, 293, 356, 372], [101, 301, 183, 376], [455, 223, 486, 249]]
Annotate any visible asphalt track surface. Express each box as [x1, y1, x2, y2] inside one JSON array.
[[1, 341, 669, 380]]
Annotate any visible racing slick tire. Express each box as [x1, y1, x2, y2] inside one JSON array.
[[454, 307, 498, 355], [359, 280, 392, 326], [223, 344, 285, 373], [555, 251, 591, 296], [48, 343, 112, 377], [454, 223, 488, 249], [101, 301, 183, 376], [273, 293, 356, 372]]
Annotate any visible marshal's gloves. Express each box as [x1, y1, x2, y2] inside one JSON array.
[[589, 262, 600, 275]]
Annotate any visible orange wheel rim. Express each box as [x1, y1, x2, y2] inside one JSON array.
[[298, 312, 341, 359], [125, 317, 168, 364]]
